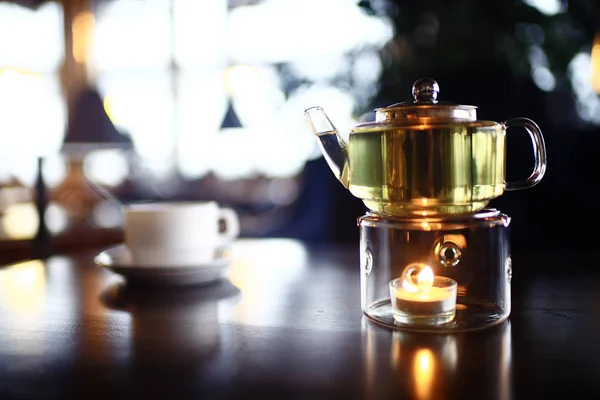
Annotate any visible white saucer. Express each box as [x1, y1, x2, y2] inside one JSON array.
[[94, 244, 232, 286]]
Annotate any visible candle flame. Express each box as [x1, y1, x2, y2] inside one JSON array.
[[417, 266, 434, 288], [401, 264, 434, 293]]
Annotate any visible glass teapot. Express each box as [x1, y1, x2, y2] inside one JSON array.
[[305, 78, 547, 216]]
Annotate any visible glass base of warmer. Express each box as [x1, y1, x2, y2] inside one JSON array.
[[365, 297, 508, 333]]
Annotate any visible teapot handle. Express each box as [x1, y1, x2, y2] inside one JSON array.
[[503, 118, 547, 191]]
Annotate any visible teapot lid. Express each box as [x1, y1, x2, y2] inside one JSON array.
[[375, 78, 477, 123]]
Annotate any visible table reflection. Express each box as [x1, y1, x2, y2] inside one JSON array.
[[0, 257, 87, 368], [94, 280, 241, 396], [100, 279, 241, 348], [362, 319, 512, 399], [0, 260, 48, 356], [0, 260, 46, 315]]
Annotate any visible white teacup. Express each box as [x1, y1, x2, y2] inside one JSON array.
[[123, 201, 240, 266]]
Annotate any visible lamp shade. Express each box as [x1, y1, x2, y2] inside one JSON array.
[[61, 86, 133, 159]]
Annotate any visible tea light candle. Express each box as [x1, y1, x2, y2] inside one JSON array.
[[389, 263, 457, 326]]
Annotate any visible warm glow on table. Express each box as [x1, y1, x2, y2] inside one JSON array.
[[413, 348, 435, 400]]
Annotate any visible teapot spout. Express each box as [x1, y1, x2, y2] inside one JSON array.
[[304, 106, 350, 188]]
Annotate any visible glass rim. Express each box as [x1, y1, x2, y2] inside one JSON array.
[[358, 208, 510, 230]]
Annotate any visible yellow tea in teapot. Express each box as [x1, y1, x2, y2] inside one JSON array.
[[347, 122, 505, 216], [306, 77, 546, 217]]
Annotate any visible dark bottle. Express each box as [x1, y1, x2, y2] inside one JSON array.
[[32, 157, 53, 259]]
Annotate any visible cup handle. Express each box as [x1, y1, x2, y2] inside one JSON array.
[[503, 117, 547, 191], [218, 208, 240, 244]]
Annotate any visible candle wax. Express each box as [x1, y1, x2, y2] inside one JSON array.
[[395, 286, 453, 302]]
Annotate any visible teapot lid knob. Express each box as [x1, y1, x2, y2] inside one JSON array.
[[412, 77, 439, 104]]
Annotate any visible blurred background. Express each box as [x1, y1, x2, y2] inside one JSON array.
[[0, 0, 599, 263]]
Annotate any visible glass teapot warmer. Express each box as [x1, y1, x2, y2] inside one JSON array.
[[359, 209, 512, 333]]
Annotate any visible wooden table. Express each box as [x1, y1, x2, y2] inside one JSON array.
[[0, 239, 598, 399]]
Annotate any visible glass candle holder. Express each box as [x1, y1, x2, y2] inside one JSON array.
[[359, 209, 511, 333]]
